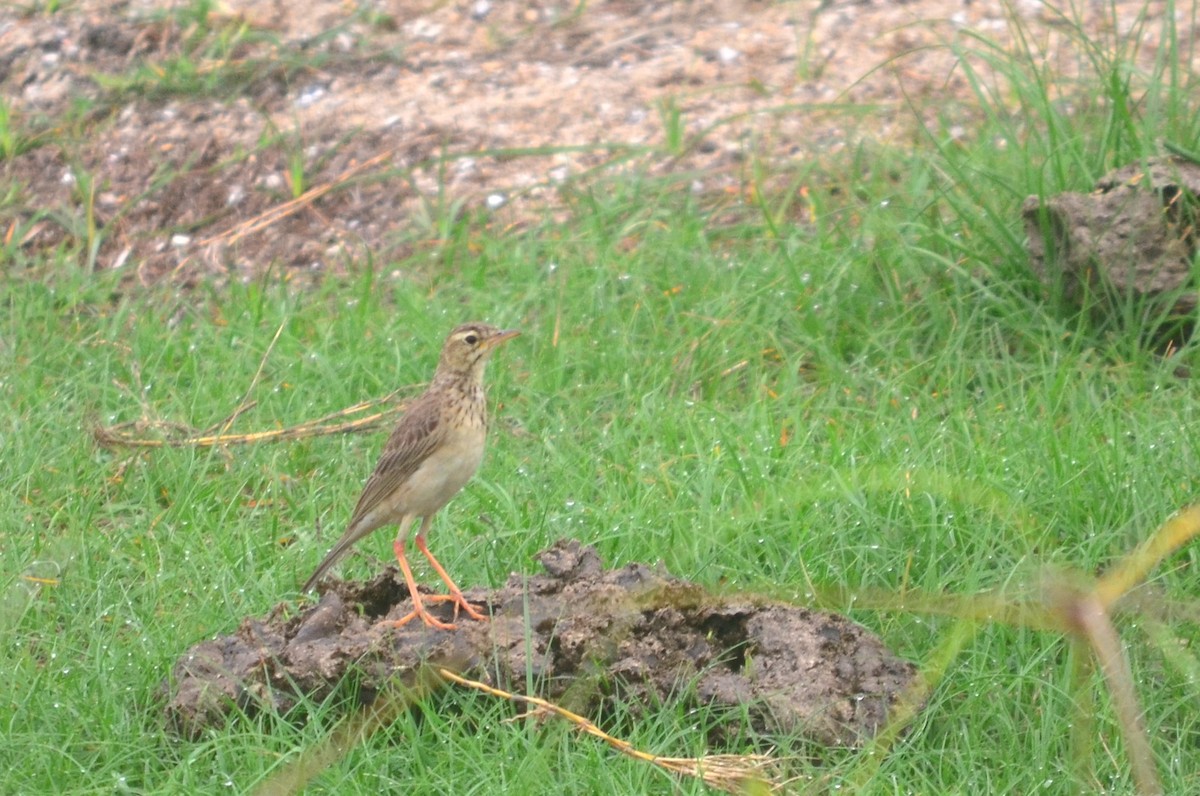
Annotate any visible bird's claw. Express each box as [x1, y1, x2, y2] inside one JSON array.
[[377, 592, 487, 631]]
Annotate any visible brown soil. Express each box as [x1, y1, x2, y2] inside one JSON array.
[[1, 0, 1180, 286], [1024, 156, 1200, 317], [165, 539, 919, 745]]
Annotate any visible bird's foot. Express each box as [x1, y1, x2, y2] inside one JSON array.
[[378, 593, 487, 631], [445, 589, 488, 623]]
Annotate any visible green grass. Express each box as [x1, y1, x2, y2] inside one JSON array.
[[4, 0, 1200, 793]]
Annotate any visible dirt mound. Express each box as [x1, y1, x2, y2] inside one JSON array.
[[165, 539, 920, 747]]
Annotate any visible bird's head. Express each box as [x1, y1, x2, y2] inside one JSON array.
[[435, 322, 520, 379]]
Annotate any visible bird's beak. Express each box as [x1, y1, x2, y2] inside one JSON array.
[[487, 329, 521, 348]]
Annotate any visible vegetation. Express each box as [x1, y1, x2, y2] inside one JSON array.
[[2, 0, 1199, 793]]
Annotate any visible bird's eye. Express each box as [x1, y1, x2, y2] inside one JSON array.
[[464, 334, 479, 345]]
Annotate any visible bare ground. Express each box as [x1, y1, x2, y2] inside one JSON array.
[[2, 0, 1186, 285]]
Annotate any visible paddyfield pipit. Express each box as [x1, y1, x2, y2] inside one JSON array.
[[302, 322, 519, 630]]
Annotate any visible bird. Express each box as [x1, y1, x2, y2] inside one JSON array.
[[302, 322, 519, 630]]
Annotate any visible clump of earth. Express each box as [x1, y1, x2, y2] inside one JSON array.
[[1024, 156, 1200, 348], [165, 539, 920, 747]]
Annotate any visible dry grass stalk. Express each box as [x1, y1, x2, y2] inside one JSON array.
[[436, 667, 786, 794], [826, 504, 1200, 796], [198, 148, 396, 248], [94, 390, 405, 448]]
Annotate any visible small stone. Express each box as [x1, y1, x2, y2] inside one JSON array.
[[408, 19, 443, 40], [295, 84, 327, 108]]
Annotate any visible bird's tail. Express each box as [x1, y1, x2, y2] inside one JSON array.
[[301, 514, 406, 592], [301, 531, 364, 592]]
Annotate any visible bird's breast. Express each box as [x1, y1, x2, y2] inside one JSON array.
[[398, 408, 487, 517]]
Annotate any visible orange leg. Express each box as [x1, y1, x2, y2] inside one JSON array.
[[416, 533, 488, 623], [383, 537, 457, 631]]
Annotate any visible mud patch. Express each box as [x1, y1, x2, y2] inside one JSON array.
[[165, 539, 920, 747]]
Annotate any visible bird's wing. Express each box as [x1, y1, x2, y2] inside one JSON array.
[[345, 393, 444, 530]]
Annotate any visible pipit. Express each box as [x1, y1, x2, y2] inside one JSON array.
[[302, 322, 519, 630]]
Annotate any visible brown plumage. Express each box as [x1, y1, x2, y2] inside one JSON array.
[[302, 322, 519, 629]]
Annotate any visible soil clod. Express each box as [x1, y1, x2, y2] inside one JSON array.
[[165, 539, 920, 747]]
